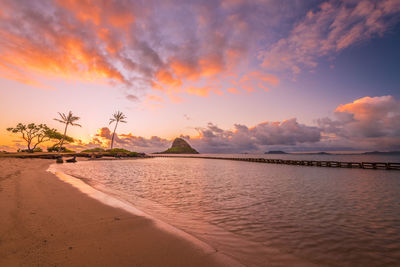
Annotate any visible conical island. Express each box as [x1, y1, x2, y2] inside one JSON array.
[[160, 138, 199, 154]]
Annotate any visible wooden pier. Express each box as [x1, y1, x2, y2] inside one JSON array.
[[150, 155, 400, 171]]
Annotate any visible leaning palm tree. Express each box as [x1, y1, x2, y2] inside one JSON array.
[[109, 111, 127, 149], [54, 111, 82, 154]]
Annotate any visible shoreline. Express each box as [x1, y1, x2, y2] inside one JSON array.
[[49, 158, 318, 267], [0, 158, 238, 266], [48, 165, 241, 264]]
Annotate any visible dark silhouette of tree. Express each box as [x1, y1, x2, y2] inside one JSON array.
[[7, 123, 58, 152], [47, 132, 74, 152], [54, 111, 81, 154], [109, 111, 127, 149]]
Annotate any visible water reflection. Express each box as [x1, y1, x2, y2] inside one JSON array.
[[55, 156, 400, 266]]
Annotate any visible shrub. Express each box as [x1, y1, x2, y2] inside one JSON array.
[[128, 152, 141, 157], [105, 148, 144, 157], [47, 145, 74, 153], [19, 147, 43, 153], [106, 148, 131, 154], [81, 148, 106, 153]]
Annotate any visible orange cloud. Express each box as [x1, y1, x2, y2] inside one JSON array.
[[186, 86, 213, 97], [235, 71, 279, 92], [199, 56, 224, 77], [170, 60, 199, 80], [57, 0, 135, 29], [227, 87, 241, 94], [0, 24, 126, 87], [154, 69, 182, 88], [97, 28, 123, 54], [0, 0, 278, 101], [334, 95, 399, 122], [108, 12, 135, 29]]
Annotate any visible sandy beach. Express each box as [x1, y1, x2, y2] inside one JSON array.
[[0, 158, 232, 266]]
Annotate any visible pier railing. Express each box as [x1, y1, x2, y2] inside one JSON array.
[[150, 155, 400, 171]]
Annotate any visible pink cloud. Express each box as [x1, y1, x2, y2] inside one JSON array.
[[227, 87, 241, 94], [318, 95, 400, 149]]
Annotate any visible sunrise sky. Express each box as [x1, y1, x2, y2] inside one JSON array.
[[1, 0, 400, 153]]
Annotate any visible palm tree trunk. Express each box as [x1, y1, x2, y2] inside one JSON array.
[[110, 121, 119, 149], [58, 123, 69, 154]]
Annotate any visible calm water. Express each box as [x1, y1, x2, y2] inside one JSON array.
[[54, 154, 400, 266]]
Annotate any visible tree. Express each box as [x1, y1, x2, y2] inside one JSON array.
[[109, 111, 127, 149], [47, 132, 74, 152], [49, 131, 74, 148], [7, 123, 58, 152], [54, 111, 81, 154]]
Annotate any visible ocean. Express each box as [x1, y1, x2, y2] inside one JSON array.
[[50, 154, 400, 266]]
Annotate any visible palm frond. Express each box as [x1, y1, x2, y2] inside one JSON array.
[[55, 111, 81, 126], [110, 111, 127, 124], [54, 118, 66, 124], [70, 116, 80, 122], [58, 112, 67, 122]]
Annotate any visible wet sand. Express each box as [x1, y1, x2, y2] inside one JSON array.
[[0, 158, 234, 266]]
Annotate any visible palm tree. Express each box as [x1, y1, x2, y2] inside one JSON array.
[[109, 111, 127, 149], [54, 111, 82, 154]]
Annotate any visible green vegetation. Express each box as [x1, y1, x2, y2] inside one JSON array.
[[80, 147, 142, 157], [106, 148, 130, 153], [106, 148, 140, 157], [47, 132, 74, 152], [159, 138, 199, 154], [47, 145, 74, 153], [81, 148, 106, 153], [54, 111, 81, 154], [109, 111, 127, 149]]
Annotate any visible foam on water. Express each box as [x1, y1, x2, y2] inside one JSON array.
[[47, 165, 243, 267]]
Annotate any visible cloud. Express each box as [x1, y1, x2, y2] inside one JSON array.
[[6, 94, 392, 153], [190, 119, 321, 153], [1, 0, 397, 103], [126, 94, 139, 102], [86, 95, 400, 152], [260, 0, 400, 75], [84, 127, 170, 152], [317, 95, 400, 149], [227, 87, 241, 94], [0, 0, 135, 87], [96, 127, 113, 140], [233, 71, 279, 92], [0, 0, 287, 99], [73, 118, 321, 153]]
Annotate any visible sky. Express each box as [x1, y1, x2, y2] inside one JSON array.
[[0, 0, 400, 153]]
